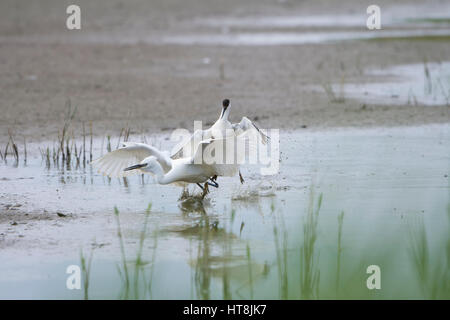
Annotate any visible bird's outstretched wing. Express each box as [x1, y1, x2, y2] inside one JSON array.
[[232, 117, 269, 145], [171, 129, 212, 160], [190, 137, 242, 177], [90, 142, 171, 178]]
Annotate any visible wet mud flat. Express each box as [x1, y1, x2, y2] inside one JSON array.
[[1, 0, 450, 142], [0, 124, 448, 299], [0, 0, 449, 299]]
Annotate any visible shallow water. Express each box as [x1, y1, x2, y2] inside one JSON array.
[[195, 4, 450, 29], [2, 8, 450, 48], [0, 125, 449, 299], [161, 29, 450, 46], [335, 62, 450, 106]]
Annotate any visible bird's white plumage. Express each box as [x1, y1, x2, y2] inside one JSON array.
[[191, 136, 250, 177], [169, 100, 269, 184], [90, 142, 171, 178], [171, 129, 212, 160], [90, 138, 235, 184], [171, 112, 268, 160], [232, 116, 269, 145], [141, 138, 230, 185], [90, 99, 269, 189]]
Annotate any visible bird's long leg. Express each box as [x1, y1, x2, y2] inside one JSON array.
[[196, 183, 204, 191], [207, 179, 219, 188], [239, 170, 245, 184], [201, 183, 209, 199]]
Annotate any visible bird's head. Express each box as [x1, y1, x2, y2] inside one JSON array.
[[220, 99, 231, 120], [124, 156, 159, 174]]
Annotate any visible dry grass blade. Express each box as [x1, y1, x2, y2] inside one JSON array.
[[7, 130, 19, 162], [23, 137, 27, 163], [82, 121, 86, 167], [60, 98, 77, 162], [89, 121, 93, 162]]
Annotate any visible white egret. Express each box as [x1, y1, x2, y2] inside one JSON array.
[[90, 138, 237, 198], [171, 99, 269, 183]]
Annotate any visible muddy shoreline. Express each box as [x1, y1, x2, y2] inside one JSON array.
[[0, 125, 449, 299], [1, 39, 449, 145], [0, 0, 449, 145], [0, 0, 449, 299]]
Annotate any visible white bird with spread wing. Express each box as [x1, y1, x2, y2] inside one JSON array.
[[90, 99, 269, 197], [91, 138, 225, 197], [171, 99, 269, 184]]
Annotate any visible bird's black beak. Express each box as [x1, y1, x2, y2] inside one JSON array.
[[221, 99, 230, 119], [124, 163, 147, 171], [220, 106, 228, 119]]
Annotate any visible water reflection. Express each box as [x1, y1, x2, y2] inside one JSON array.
[[99, 190, 449, 299], [0, 126, 449, 299], [408, 207, 450, 299]]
